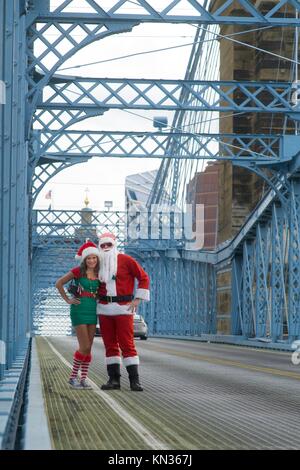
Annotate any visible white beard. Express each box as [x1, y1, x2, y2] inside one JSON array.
[[98, 246, 118, 283]]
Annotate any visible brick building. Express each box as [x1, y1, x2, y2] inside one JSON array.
[[186, 162, 219, 250]]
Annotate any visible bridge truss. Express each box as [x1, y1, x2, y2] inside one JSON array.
[[2, 0, 300, 385]]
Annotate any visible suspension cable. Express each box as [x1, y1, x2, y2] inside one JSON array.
[[57, 25, 278, 72]]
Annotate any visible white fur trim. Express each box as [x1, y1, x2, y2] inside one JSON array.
[[75, 254, 81, 261], [106, 356, 121, 365], [135, 288, 150, 301], [81, 247, 100, 261], [99, 237, 116, 246], [97, 304, 132, 315], [123, 356, 139, 367]]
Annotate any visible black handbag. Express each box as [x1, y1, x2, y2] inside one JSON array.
[[67, 279, 80, 297]]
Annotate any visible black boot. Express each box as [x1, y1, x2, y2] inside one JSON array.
[[126, 365, 143, 392], [101, 364, 121, 390]]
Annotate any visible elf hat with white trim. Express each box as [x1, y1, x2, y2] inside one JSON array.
[[75, 241, 100, 263]]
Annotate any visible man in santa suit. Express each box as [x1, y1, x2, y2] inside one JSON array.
[[97, 232, 150, 391]]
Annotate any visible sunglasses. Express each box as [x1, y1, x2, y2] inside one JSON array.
[[100, 242, 113, 248]]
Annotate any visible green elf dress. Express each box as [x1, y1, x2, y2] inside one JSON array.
[[70, 267, 100, 326]]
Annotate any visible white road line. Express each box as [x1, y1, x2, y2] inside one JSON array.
[[44, 338, 168, 450]]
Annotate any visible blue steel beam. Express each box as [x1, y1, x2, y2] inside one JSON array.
[[26, 20, 139, 106], [0, 1, 31, 448], [31, 160, 89, 204], [25, 13, 139, 133], [271, 203, 286, 341], [32, 210, 127, 246], [288, 180, 300, 339], [35, 130, 284, 163], [31, 209, 184, 251], [0, 0, 30, 378], [31, 132, 300, 207], [26, 0, 300, 27], [37, 77, 298, 114], [242, 241, 255, 338], [255, 224, 270, 338], [31, 161, 300, 269], [31, 108, 104, 137], [31, 133, 300, 206], [229, 199, 289, 342]]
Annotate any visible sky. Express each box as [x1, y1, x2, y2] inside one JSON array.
[[34, 22, 197, 211]]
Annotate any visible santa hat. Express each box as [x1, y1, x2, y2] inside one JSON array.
[[75, 241, 100, 263], [98, 232, 116, 248]]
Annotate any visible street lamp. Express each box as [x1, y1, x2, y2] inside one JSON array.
[[104, 200, 113, 211], [153, 116, 168, 131]]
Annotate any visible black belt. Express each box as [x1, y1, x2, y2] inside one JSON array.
[[99, 295, 134, 303]]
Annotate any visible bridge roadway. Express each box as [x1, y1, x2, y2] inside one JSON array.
[[34, 336, 300, 450]]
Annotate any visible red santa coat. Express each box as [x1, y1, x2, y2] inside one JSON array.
[[97, 253, 150, 316]]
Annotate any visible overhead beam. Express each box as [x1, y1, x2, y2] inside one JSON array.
[[26, 0, 300, 27], [36, 130, 285, 163], [37, 77, 298, 114]]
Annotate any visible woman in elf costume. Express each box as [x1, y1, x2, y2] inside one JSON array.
[[55, 241, 101, 389]]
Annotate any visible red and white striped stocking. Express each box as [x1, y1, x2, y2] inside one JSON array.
[[70, 350, 85, 380], [80, 354, 92, 382]]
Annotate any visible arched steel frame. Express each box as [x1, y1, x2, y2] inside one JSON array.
[[3, 1, 300, 447], [28, 0, 300, 345], [3, 0, 300, 450]]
